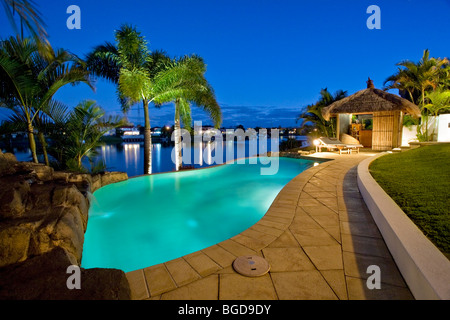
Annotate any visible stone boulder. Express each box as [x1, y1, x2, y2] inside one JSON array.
[[91, 171, 128, 193], [50, 171, 128, 194], [0, 155, 131, 299], [0, 177, 89, 267], [0, 247, 131, 300], [0, 152, 18, 176]]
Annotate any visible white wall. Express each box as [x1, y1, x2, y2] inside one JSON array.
[[437, 114, 450, 142], [401, 116, 448, 146], [401, 126, 418, 146]]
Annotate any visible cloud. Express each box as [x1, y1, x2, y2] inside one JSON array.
[[0, 102, 301, 130], [111, 103, 301, 128], [217, 104, 301, 128]]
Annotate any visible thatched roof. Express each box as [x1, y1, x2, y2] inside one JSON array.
[[322, 78, 421, 121]]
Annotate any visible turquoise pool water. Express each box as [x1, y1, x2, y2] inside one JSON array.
[[81, 157, 315, 272]]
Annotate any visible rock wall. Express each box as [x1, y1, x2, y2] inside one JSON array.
[[0, 152, 130, 299]]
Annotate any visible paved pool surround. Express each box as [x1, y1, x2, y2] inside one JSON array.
[[125, 153, 413, 300]]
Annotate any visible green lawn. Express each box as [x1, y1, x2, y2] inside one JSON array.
[[369, 144, 450, 259]]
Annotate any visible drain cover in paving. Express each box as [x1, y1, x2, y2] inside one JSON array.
[[232, 256, 270, 277]]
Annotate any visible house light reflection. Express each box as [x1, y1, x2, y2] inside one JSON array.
[[154, 143, 161, 169], [100, 145, 115, 167], [124, 144, 139, 171]]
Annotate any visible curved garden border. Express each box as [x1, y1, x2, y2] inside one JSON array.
[[357, 153, 450, 300]]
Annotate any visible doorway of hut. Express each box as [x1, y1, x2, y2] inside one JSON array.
[[337, 113, 373, 148], [351, 114, 373, 148]]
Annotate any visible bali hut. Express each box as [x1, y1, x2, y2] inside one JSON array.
[[322, 78, 421, 151]]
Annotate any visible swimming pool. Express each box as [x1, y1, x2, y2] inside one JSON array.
[[81, 157, 315, 272]]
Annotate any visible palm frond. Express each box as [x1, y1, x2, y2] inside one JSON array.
[[40, 99, 69, 125], [118, 68, 152, 103], [384, 49, 450, 104], [150, 54, 222, 128], [1, 0, 48, 44], [297, 88, 346, 137], [115, 24, 150, 70], [85, 42, 121, 83]]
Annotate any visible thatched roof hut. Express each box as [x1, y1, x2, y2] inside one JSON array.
[[321, 78, 421, 151], [322, 78, 421, 121]]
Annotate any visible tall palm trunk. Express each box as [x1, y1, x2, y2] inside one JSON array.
[[422, 88, 430, 141], [26, 118, 38, 163], [143, 99, 152, 174], [37, 131, 49, 166], [174, 99, 182, 171], [34, 115, 49, 166], [77, 154, 83, 169], [418, 87, 431, 141]]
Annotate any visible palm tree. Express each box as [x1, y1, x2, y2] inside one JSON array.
[[297, 103, 331, 137], [48, 100, 124, 172], [0, 99, 67, 165], [87, 24, 157, 174], [152, 54, 222, 170], [87, 24, 222, 173], [297, 88, 347, 137], [384, 49, 449, 105], [0, 36, 94, 163], [384, 49, 450, 140], [424, 89, 450, 116], [423, 89, 450, 140]]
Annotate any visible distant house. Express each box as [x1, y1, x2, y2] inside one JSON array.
[[116, 125, 139, 135], [151, 127, 162, 136], [117, 125, 144, 142]]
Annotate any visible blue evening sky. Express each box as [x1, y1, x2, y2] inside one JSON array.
[[1, 0, 449, 128]]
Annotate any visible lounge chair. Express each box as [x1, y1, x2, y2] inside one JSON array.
[[316, 137, 363, 154]]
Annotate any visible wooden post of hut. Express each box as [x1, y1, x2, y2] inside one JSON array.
[[321, 78, 421, 151]]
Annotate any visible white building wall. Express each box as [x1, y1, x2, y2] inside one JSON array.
[[401, 116, 445, 146], [401, 126, 418, 146], [437, 114, 450, 142]]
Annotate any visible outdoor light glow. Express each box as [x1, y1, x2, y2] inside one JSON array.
[[313, 139, 320, 146]]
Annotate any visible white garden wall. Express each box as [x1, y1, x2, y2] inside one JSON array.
[[401, 115, 450, 146], [437, 114, 450, 142]]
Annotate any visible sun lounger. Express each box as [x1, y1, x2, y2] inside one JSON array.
[[316, 137, 363, 154]]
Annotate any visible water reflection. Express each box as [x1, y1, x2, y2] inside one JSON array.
[[4, 135, 306, 178], [94, 138, 278, 177], [123, 144, 139, 173], [154, 143, 161, 170]]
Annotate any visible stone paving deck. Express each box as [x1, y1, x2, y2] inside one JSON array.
[[125, 153, 414, 300]]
